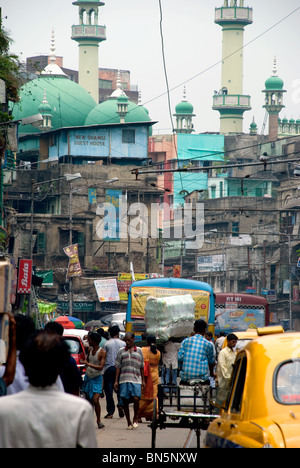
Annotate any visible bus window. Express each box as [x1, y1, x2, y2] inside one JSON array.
[[215, 293, 269, 334]]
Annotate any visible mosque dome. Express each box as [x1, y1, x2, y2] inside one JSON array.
[[175, 100, 194, 115], [85, 98, 151, 125], [174, 87, 195, 116], [85, 75, 151, 126], [265, 75, 284, 90], [11, 32, 97, 135], [12, 74, 96, 135]]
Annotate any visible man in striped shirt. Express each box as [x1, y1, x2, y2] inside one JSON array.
[[114, 332, 145, 429], [178, 319, 215, 384]]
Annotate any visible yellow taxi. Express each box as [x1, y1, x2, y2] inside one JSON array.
[[206, 327, 300, 448]]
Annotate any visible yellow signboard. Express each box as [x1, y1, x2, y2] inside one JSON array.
[[131, 286, 210, 321]]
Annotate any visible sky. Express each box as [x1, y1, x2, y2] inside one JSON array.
[[1, 0, 300, 135]]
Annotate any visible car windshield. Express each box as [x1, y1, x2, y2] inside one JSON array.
[[275, 360, 300, 405], [64, 339, 80, 354]]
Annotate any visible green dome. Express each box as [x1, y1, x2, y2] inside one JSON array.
[[12, 75, 97, 134], [85, 98, 151, 125], [175, 100, 194, 115], [265, 75, 284, 90]]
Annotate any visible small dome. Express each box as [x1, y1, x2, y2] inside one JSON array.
[[289, 118, 295, 123], [265, 75, 284, 90], [38, 90, 52, 114], [174, 87, 194, 115], [175, 100, 194, 114]]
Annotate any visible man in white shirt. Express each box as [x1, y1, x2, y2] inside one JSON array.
[[0, 331, 97, 448], [102, 325, 125, 419], [216, 333, 238, 406], [161, 338, 181, 395]]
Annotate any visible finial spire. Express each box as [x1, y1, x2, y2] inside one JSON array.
[[272, 56, 278, 76], [49, 29, 56, 65]]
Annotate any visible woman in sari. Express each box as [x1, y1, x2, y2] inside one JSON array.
[[137, 335, 161, 421]]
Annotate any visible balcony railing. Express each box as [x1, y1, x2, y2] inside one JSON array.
[[213, 93, 251, 110], [215, 7, 253, 24], [71, 24, 106, 41]]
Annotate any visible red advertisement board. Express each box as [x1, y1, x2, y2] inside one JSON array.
[[17, 259, 33, 294]]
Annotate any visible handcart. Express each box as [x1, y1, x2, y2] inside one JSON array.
[[150, 380, 219, 448]]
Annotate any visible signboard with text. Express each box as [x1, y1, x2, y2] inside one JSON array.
[[94, 279, 120, 302], [17, 259, 33, 294]]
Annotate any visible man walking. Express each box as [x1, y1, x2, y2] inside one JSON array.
[[178, 319, 215, 384], [102, 325, 125, 419], [114, 332, 145, 429]]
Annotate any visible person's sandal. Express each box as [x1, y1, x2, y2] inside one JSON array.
[[98, 422, 105, 429]]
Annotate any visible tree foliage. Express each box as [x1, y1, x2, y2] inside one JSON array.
[[0, 16, 23, 123]]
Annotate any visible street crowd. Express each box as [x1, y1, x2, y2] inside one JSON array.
[[0, 313, 238, 448]]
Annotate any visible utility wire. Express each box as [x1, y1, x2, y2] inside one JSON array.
[[158, 0, 183, 192]]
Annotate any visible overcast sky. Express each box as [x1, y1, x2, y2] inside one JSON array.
[[2, 0, 300, 135]]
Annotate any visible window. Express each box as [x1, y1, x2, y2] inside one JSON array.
[[229, 356, 247, 413], [60, 230, 85, 256], [99, 79, 112, 89], [34, 233, 46, 254], [122, 129, 135, 144], [275, 359, 300, 405], [158, 162, 164, 175], [232, 221, 239, 237]]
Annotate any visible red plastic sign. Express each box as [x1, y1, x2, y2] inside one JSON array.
[[17, 259, 33, 294]]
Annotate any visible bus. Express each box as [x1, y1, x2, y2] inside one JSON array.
[[125, 277, 215, 342], [214, 293, 269, 335]]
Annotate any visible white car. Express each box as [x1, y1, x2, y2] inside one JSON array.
[[63, 329, 88, 340]]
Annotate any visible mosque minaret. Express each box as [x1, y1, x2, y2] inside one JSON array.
[[212, 0, 252, 134], [71, 0, 106, 102]]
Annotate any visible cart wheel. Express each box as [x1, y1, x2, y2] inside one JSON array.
[[151, 398, 158, 448]]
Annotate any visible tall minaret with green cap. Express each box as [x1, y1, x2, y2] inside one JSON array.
[[262, 57, 286, 141], [212, 1, 252, 134], [71, 0, 106, 102]]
